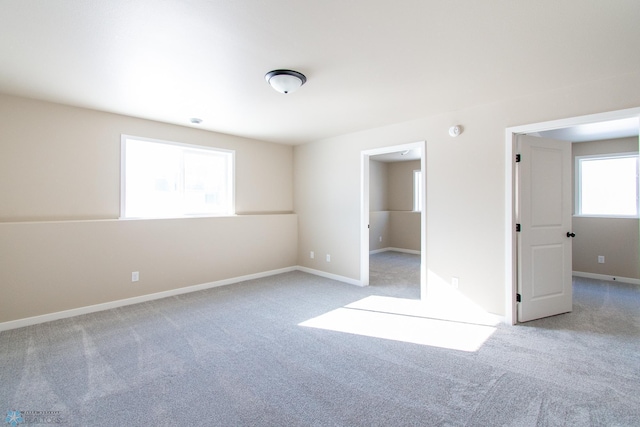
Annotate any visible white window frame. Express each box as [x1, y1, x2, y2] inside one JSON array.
[[574, 152, 639, 218], [120, 135, 235, 219], [413, 169, 423, 212]]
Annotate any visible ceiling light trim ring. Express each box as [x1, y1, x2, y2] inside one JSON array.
[[265, 69, 307, 94]]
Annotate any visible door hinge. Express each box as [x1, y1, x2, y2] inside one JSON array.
[[516, 293, 521, 303], [515, 154, 521, 163], [516, 223, 521, 232]]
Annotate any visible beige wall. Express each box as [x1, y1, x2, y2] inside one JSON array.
[[3, 73, 640, 324], [388, 160, 421, 251], [572, 217, 639, 280], [369, 159, 421, 252], [388, 160, 420, 211], [294, 71, 640, 316], [0, 94, 293, 221], [572, 137, 639, 280], [369, 160, 388, 212], [389, 211, 421, 251], [0, 94, 296, 324], [369, 211, 390, 252], [0, 215, 297, 323], [369, 160, 388, 251]]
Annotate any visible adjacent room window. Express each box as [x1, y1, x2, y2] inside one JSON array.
[[121, 135, 234, 218], [575, 153, 638, 217], [413, 170, 423, 212]]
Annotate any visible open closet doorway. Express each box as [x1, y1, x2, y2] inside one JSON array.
[[361, 141, 427, 300], [505, 108, 640, 325]]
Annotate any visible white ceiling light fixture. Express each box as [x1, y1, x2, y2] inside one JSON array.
[[265, 69, 307, 94]]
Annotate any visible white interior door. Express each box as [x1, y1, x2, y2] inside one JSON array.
[[517, 135, 573, 322]]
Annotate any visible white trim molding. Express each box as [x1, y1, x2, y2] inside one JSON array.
[[573, 271, 640, 286], [296, 266, 364, 287], [0, 265, 371, 332], [370, 247, 421, 255], [0, 267, 296, 332]]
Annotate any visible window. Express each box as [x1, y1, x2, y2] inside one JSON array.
[[413, 170, 423, 212], [575, 153, 638, 217], [121, 135, 234, 218]]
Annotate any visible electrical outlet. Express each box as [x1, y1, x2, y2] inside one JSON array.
[[310, 251, 314, 259], [132, 271, 139, 282], [326, 254, 331, 262], [379, 236, 382, 242], [451, 277, 459, 289], [598, 256, 605, 264]]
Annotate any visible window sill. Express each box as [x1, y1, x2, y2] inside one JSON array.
[[119, 213, 237, 221], [573, 214, 639, 219]]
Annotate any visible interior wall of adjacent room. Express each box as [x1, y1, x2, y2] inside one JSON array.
[[388, 160, 420, 210], [0, 94, 296, 324], [388, 160, 421, 251], [368, 159, 420, 252], [294, 71, 640, 316], [369, 160, 389, 252], [572, 136, 640, 280]]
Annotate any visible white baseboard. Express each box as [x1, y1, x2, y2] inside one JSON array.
[[0, 265, 367, 331], [295, 266, 364, 286], [369, 248, 386, 254], [0, 266, 297, 332], [369, 247, 421, 255], [12, 266, 632, 333], [573, 271, 640, 286]]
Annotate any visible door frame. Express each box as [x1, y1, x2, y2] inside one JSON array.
[[504, 107, 640, 325], [361, 141, 427, 299]]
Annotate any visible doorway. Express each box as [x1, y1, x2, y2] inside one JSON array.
[[361, 141, 427, 299], [505, 108, 640, 324]]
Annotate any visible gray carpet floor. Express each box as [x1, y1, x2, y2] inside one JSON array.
[[369, 251, 421, 299], [1, 251, 639, 426]]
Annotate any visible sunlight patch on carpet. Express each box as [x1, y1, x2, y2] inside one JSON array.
[[299, 296, 497, 352]]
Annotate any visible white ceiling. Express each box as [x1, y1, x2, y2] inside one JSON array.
[[371, 149, 421, 163], [1, 1, 639, 145], [534, 117, 639, 142]]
